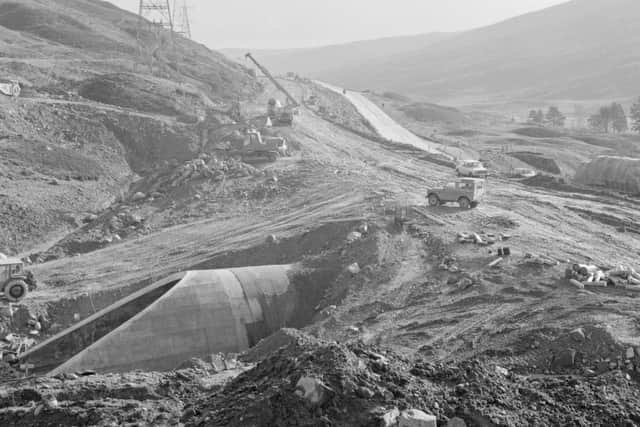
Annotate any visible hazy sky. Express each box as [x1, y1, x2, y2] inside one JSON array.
[[108, 0, 569, 49]]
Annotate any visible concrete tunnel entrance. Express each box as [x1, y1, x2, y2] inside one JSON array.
[[19, 264, 320, 375]]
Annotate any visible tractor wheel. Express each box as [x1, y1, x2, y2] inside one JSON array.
[[458, 197, 471, 209], [428, 194, 440, 207], [4, 280, 28, 302]]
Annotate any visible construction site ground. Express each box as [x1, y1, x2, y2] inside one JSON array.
[[2, 75, 640, 425], [1, 4, 640, 422]]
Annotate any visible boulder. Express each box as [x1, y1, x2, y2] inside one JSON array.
[[347, 263, 361, 275], [295, 377, 329, 405], [398, 409, 437, 427], [266, 234, 278, 244], [570, 328, 585, 342], [627, 347, 635, 360], [381, 408, 400, 426], [494, 366, 509, 376], [346, 231, 362, 243], [132, 192, 146, 201]]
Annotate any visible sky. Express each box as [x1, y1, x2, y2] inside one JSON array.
[[108, 0, 569, 49]]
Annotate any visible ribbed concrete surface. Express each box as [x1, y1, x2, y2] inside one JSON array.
[[26, 265, 296, 375]]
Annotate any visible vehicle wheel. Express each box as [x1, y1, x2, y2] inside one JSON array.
[[458, 197, 471, 209], [4, 280, 28, 302], [428, 194, 440, 207]]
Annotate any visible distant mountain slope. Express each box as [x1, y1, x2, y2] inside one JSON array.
[[236, 0, 640, 103], [222, 32, 453, 77]]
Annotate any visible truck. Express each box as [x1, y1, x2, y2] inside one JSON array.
[[427, 178, 485, 209]]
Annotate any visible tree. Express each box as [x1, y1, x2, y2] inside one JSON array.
[[588, 113, 604, 131], [631, 97, 640, 133], [611, 102, 628, 133], [528, 109, 544, 125], [589, 105, 613, 133], [545, 106, 565, 127], [588, 102, 628, 133]]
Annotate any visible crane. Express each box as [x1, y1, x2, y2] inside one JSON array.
[[245, 53, 299, 107]]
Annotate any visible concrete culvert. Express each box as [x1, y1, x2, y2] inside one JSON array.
[[20, 265, 324, 375]]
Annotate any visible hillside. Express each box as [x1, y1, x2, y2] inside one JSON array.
[[241, 0, 640, 104], [222, 32, 452, 78], [0, 0, 259, 254]]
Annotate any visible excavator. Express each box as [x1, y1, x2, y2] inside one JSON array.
[[245, 53, 299, 127]]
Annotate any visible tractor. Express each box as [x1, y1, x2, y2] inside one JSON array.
[[0, 255, 36, 303]]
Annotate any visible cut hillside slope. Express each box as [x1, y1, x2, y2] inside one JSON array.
[[0, 0, 260, 254], [250, 0, 640, 103]]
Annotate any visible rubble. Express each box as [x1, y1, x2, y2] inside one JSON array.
[[398, 409, 437, 427], [457, 231, 508, 245], [565, 263, 640, 290]]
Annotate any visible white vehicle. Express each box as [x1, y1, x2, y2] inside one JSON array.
[[456, 160, 488, 178]]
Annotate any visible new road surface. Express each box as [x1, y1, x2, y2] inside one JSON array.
[[316, 81, 442, 155]]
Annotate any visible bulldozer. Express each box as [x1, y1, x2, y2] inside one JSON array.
[[215, 128, 289, 163], [0, 255, 36, 303]]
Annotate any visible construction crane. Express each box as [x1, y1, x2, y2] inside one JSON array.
[[245, 53, 299, 108]]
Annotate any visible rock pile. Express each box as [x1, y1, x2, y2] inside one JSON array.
[[145, 156, 260, 195]]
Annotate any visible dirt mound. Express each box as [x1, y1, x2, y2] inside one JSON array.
[[575, 156, 640, 194], [512, 127, 564, 138], [182, 332, 640, 426], [508, 151, 561, 174]]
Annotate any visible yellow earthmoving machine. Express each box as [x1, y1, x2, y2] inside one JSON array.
[[215, 128, 289, 163], [245, 53, 299, 127]]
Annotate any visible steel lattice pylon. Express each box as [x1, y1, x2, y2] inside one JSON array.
[[138, 0, 173, 32], [172, 0, 191, 39]]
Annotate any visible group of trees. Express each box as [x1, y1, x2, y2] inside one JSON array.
[[527, 106, 566, 127], [588, 102, 628, 133], [527, 98, 640, 133], [587, 98, 640, 134]]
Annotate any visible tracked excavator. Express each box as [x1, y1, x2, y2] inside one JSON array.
[[245, 53, 299, 127]]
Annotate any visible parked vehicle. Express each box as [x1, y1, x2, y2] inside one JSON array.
[[456, 160, 488, 178], [427, 178, 485, 209]]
